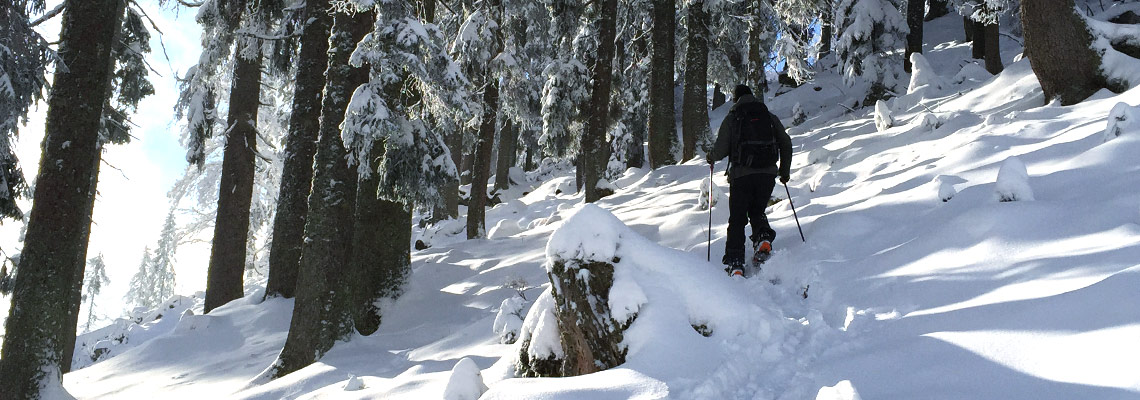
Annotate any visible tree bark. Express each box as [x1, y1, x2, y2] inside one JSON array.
[[272, 9, 373, 378], [747, 0, 767, 91], [494, 119, 518, 191], [648, 0, 677, 168], [926, 0, 951, 21], [265, 0, 332, 300], [0, 0, 123, 397], [964, 15, 974, 42], [712, 83, 726, 109], [1021, 0, 1110, 105], [820, 14, 833, 59], [468, 80, 499, 238], [983, 21, 1002, 74], [970, 18, 986, 59], [352, 166, 411, 335], [584, 0, 619, 203], [905, 0, 924, 72], [681, 0, 710, 162], [204, 42, 261, 313]]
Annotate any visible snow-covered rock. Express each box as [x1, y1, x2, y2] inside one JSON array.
[[995, 157, 1034, 202], [1104, 102, 1139, 141], [342, 375, 365, 391], [919, 112, 942, 131], [874, 100, 894, 132], [442, 358, 487, 400]]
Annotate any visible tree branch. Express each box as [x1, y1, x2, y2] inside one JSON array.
[[29, 3, 66, 27]]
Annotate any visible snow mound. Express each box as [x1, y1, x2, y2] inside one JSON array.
[[698, 176, 721, 210], [907, 52, 946, 93], [488, 219, 523, 239], [817, 380, 863, 400], [874, 100, 894, 132], [443, 358, 488, 400], [932, 174, 965, 202], [953, 62, 992, 84], [995, 156, 1034, 202], [1104, 102, 1139, 141], [343, 375, 365, 391], [492, 295, 525, 344]]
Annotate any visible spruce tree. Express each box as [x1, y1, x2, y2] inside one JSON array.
[[834, 0, 908, 105], [152, 210, 179, 304], [81, 254, 110, 333], [125, 247, 156, 309], [264, 0, 332, 300], [583, 0, 619, 202], [681, 0, 711, 162], [648, 0, 678, 168], [0, 0, 50, 221], [269, 4, 373, 379], [1020, 0, 1130, 105], [0, 0, 125, 396]]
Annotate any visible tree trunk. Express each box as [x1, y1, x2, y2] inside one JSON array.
[[963, 16, 974, 42], [747, 0, 767, 91], [820, 15, 833, 59], [983, 21, 1002, 74], [265, 0, 332, 300], [494, 119, 517, 191], [444, 130, 462, 218], [905, 0, 924, 72], [205, 40, 262, 313], [1021, 0, 1109, 105], [460, 138, 475, 186], [712, 83, 726, 109], [926, 0, 950, 21], [271, 9, 373, 379], [681, 0, 710, 162], [352, 168, 411, 336], [0, 0, 123, 397], [584, 0, 619, 203], [970, 19, 986, 59], [648, 0, 677, 168], [468, 80, 500, 238]]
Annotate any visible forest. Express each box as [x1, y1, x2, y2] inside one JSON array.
[[2, 0, 1140, 398]]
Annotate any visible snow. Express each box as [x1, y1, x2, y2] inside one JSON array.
[[53, 12, 1140, 400], [1104, 101, 1139, 141], [873, 100, 893, 131], [995, 156, 1034, 202], [442, 357, 487, 400]]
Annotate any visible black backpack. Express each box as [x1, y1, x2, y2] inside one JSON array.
[[731, 102, 778, 168]]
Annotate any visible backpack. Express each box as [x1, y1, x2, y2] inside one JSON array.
[[730, 101, 778, 169]]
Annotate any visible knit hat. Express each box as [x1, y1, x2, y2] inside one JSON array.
[[733, 84, 752, 101]]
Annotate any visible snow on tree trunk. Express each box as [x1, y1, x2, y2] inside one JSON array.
[[0, 0, 124, 397], [265, 0, 333, 300], [584, 0, 619, 203], [517, 204, 636, 377], [269, 9, 374, 380], [681, 0, 711, 162], [205, 38, 262, 313], [1021, 0, 1110, 105], [995, 157, 1033, 202], [648, 0, 678, 168]]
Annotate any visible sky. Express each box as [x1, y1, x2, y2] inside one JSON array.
[[1, 1, 206, 326]]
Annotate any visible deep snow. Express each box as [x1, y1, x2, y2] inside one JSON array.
[[38, 13, 1140, 400]]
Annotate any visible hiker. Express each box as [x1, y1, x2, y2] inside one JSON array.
[[707, 84, 793, 277]]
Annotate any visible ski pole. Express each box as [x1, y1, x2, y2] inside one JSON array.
[[784, 181, 805, 242], [707, 163, 714, 262]]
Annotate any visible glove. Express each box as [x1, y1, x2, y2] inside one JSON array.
[[779, 173, 790, 184], [707, 158, 715, 165]]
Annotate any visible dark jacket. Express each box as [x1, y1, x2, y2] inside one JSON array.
[[707, 94, 793, 181]]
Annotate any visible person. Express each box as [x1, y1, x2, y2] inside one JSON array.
[[707, 84, 793, 277]]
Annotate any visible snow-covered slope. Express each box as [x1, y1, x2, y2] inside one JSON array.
[[61, 14, 1140, 400]]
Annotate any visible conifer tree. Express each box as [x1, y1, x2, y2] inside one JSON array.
[[0, 0, 126, 396], [125, 247, 156, 309], [583, 0, 619, 202], [648, 0, 678, 168], [681, 0, 711, 161], [151, 210, 179, 303], [834, 0, 908, 105], [0, 0, 51, 221], [264, 0, 332, 299], [81, 254, 110, 333]]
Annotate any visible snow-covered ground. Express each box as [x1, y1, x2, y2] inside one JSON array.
[[51, 14, 1140, 399]]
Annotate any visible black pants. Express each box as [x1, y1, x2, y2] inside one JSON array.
[[724, 173, 777, 261]]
